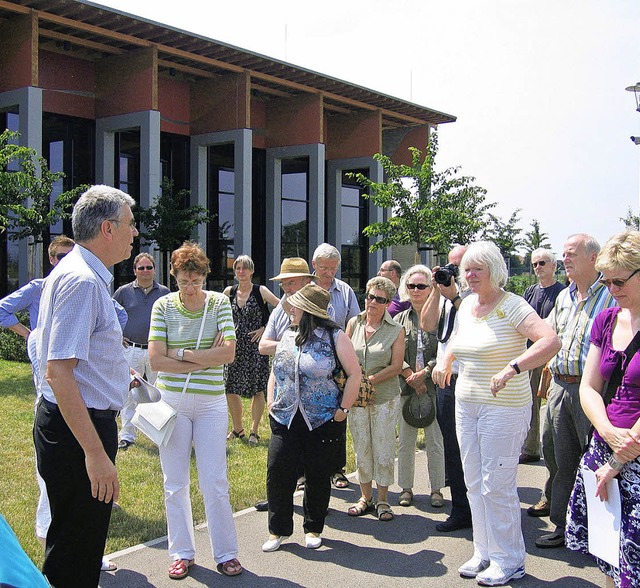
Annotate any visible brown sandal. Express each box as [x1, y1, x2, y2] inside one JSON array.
[[168, 558, 194, 580], [217, 558, 243, 576], [226, 429, 245, 441], [347, 496, 374, 516]]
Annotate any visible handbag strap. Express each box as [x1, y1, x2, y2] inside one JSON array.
[[328, 327, 343, 371], [603, 329, 640, 406], [177, 292, 212, 403]]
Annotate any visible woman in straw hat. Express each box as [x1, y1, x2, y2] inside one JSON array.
[[262, 284, 360, 552]]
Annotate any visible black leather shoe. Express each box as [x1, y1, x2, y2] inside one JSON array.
[[254, 500, 268, 512], [118, 439, 134, 451], [535, 531, 564, 548], [436, 517, 472, 532]]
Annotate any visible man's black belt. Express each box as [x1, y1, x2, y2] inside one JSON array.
[[125, 340, 148, 349], [41, 397, 118, 420]]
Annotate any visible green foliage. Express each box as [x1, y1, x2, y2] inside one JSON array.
[[350, 132, 493, 256], [505, 274, 531, 296], [0, 311, 29, 363], [482, 208, 524, 258], [0, 128, 87, 275], [523, 219, 551, 254], [621, 206, 640, 230]]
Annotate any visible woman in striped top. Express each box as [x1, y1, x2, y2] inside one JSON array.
[[148, 242, 242, 581], [433, 241, 560, 587]]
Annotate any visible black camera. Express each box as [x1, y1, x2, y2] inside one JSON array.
[[434, 263, 459, 286]]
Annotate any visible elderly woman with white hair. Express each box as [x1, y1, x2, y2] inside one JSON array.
[[433, 241, 560, 586], [395, 265, 446, 508]]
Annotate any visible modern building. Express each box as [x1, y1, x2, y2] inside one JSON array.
[[0, 0, 455, 295]]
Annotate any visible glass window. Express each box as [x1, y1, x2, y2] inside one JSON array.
[[207, 144, 235, 291], [281, 158, 309, 261], [340, 169, 368, 295]]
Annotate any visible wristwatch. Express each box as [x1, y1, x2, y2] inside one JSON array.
[[176, 348, 185, 362], [608, 454, 624, 471], [337, 406, 350, 414], [509, 360, 521, 374]]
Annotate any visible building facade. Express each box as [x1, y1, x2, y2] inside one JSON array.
[[0, 0, 455, 295]]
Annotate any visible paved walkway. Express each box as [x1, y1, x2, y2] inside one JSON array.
[[98, 454, 600, 588]]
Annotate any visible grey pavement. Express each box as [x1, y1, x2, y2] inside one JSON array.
[[99, 453, 600, 588]]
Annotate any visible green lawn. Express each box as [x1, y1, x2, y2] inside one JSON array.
[[0, 359, 356, 568]]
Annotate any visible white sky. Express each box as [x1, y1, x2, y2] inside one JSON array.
[[93, 0, 640, 255]]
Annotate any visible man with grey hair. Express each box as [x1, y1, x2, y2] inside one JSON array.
[[532, 233, 616, 549], [33, 185, 138, 587], [520, 248, 566, 465], [311, 243, 360, 487], [378, 259, 411, 317]]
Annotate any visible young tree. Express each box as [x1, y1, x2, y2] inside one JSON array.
[[137, 178, 213, 285], [350, 132, 493, 258], [621, 207, 640, 230], [482, 209, 525, 274], [523, 219, 551, 253], [1, 129, 86, 277]]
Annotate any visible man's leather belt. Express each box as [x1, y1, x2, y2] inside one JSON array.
[[125, 340, 148, 349], [555, 373, 581, 384]]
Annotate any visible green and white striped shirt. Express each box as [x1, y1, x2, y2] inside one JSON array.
[[452, 292, 534, 407], [149, 291, 236, 395]]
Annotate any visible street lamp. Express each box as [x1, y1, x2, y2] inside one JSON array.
[[626, 83, 640, 214]]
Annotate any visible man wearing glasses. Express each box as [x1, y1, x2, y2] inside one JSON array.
[[378, 260, 410, 317], [532, 234, 616, 549], [113, 252, 169, 451], [520, 249, 566, 466], [0, 235, 75, 339], [33, 185, 139, 587]]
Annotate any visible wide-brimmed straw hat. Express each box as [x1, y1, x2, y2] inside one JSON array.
[[286, 284, 330, 320], [270, 257, 314, 281]]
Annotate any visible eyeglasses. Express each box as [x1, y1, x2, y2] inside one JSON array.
[[176, 280, 204, 288], [599, 268, 640, 289], [366, 293, 389, 304], [136, 265, 154, 271], [532, 260, 547, 268], [107, 218, 137, 230], [407, 283, 430, 290], [55, 252, 68, 261]]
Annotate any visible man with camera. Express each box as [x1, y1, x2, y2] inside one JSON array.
[[421, 245, 472, 531]]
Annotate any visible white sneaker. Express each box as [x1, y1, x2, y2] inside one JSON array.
[[458, 555, 490, 578], [305, 533, 322, 549], [476, 562, 525, 586], [262, 535, 289, 552]]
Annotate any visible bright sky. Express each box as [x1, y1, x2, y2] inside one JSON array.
[[93, 0, 640, 256]]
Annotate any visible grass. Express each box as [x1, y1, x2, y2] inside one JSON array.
[[0, 359, 357, 568]]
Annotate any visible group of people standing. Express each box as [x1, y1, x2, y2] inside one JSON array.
[[3, 182, 639, 588]]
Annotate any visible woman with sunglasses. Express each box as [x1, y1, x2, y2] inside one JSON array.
[[394, 265, 445, 508], [148, 242, 242, 580], [346, 276, 405, 521], [566, 231, 640, 588]]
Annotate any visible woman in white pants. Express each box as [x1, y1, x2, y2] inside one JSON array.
[[149, 242, 242, 581], [433, 242, 560, 587]]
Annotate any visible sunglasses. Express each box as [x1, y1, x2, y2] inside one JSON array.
[[55, 252, 68, 261], [599, 268, 640, 289], [136, 265, 154, 271], [366, 293, 389, 304], [407, 283, 430, 290], [532, 260, 547, 267]]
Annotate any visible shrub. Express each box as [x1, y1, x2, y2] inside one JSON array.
[[0, 311, 30, 363]]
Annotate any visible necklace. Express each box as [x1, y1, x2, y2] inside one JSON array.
[[364, 322, 381, 334]]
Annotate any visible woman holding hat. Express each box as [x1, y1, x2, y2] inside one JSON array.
[[395, 265, 446, 508], [346, 276, 405, 521], [262, 284, 361, 552]]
